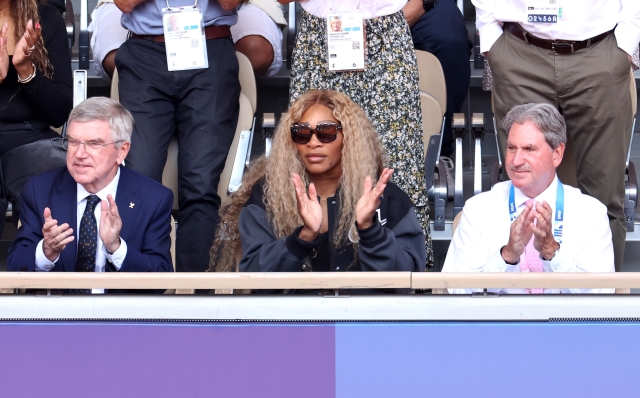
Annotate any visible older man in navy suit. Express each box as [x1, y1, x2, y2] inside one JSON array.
[[8, 97, 173, 286]]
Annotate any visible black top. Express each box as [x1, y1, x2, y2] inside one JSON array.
[[0, 4, 72, 128], [238, 180, 426, 294]]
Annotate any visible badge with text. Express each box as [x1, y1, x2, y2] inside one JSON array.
[[526, 0, 561, 23], [162, 6, 208, 71], [326, 13, 365, 72]]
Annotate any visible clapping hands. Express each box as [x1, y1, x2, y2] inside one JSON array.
[[292, 169, 394, 242], [502, 200, 559, 263], [292, 173, 323, 242], [100, 194, 122, 253], [42, 207, 74, 262], [0, 20, 41, 83], [356, 168, 393, 230]]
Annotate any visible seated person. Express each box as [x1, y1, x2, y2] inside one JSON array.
[[442, 103, 614, 294], [7, 97, 174, 288], [209, 89, 426, 294], [89, 0, 285, 79]]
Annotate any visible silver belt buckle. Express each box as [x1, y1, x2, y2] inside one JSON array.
[[551, 41, 574, 54]]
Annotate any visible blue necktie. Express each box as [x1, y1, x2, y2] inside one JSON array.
[[76, 195, 101, 273]]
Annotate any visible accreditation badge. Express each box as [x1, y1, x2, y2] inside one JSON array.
[[326, 12, 365, 72], [162, 6, 208, 71], [526, 0, 561, 23]]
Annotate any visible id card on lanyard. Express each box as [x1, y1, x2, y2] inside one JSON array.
[[509, 181, 564, 244], [326, 0, 365, 72], [162, 0, 208, 71], [526, 0, 562, 23]]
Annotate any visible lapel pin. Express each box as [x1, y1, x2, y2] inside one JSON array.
[[129, 202, 135, 209]]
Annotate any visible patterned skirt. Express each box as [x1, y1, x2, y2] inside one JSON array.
[[289, 10, 433, 268]]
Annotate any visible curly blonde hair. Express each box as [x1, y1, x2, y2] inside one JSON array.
[[13, 0, 54, 79], [209, 90, 386, 272]]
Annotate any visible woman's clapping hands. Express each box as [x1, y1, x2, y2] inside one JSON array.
[[292, 169, 394, 242]]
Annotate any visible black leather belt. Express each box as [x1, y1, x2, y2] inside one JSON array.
[[503, 22, 613, 55], [130, 25, 231, 43]]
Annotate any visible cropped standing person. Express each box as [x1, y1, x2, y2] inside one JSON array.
[[474, 0, 640, 270], [0, 0, 72, 234], [403, 0, 472, 157], [114, 0, 241, 271], [281, 0, 432, 268]]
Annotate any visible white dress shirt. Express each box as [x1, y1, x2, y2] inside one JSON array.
[[35, 169, 128, 292], [472, 0, 640, 55], [299, 0, 405, 19], [442, 176, 615, 294]]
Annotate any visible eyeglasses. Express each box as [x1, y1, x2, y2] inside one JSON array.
[[63, 137, 124, 153], [290, 122, 342, 144]]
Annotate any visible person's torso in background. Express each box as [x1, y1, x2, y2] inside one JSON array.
[[489, 0, 622, 40], [121, 0, 238, 36], [299, 0, 406, 19]]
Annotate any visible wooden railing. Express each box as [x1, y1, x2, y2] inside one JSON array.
[[0, 272, 640, 291]]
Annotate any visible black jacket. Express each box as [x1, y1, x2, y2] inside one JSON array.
[[238, 181, 426, 294]]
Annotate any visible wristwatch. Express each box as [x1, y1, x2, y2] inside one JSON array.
[[423, 0, 436, 12], [541, 243, 560, 261]]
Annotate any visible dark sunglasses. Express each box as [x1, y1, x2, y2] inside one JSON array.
[[290, 122, 342, 144]]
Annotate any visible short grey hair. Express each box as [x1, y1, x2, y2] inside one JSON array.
[[68, 97, 134, 146], [502, 103, 567, 150]]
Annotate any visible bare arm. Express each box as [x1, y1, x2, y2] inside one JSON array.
[[219, 0, 241, 10], [114, 0, 146, 14], [102, 50, 117, 80], [402, 0, 425, 29]]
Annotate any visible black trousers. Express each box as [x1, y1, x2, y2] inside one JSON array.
[[0, 124, 65, 235], [116, 36, 240, 272], [410, 0, 471, 156]]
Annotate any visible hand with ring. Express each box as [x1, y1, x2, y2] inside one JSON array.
[[13, 19, 40, 79]]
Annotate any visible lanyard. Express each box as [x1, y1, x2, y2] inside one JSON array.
[[509, 181, 564, 244]]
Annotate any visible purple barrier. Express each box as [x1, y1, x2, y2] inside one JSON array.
[[0, 323, 335, 397], [336, 322, 640, 397], [2, 321, 640, 397]]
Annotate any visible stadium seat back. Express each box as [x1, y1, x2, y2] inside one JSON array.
[[237, 51, 257, 113], [415, 50, 447, 117], [420, 91, 443, 158]]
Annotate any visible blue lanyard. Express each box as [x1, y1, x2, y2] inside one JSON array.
[[509, 181, 564, 244]]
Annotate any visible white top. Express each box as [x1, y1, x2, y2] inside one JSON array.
[[36, 169, 128, 293], [299, 0, 405, 19], [250, 0, 286, 26], [442, 176, 615, 295], [472, 0, 640, 55], [88, 1, 129, 80]]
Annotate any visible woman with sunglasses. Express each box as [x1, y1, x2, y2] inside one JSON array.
[[0, 0, 72, 233], [209, 90, 426, 293], [280, 0, 432, 270]]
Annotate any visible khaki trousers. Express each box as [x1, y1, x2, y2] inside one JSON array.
[[489, 31, 633, 271]]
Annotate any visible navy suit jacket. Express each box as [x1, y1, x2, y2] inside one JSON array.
[[7, 166, 174, 273]]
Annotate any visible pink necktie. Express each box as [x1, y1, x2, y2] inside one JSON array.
[[520, 199, 544, 294]]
